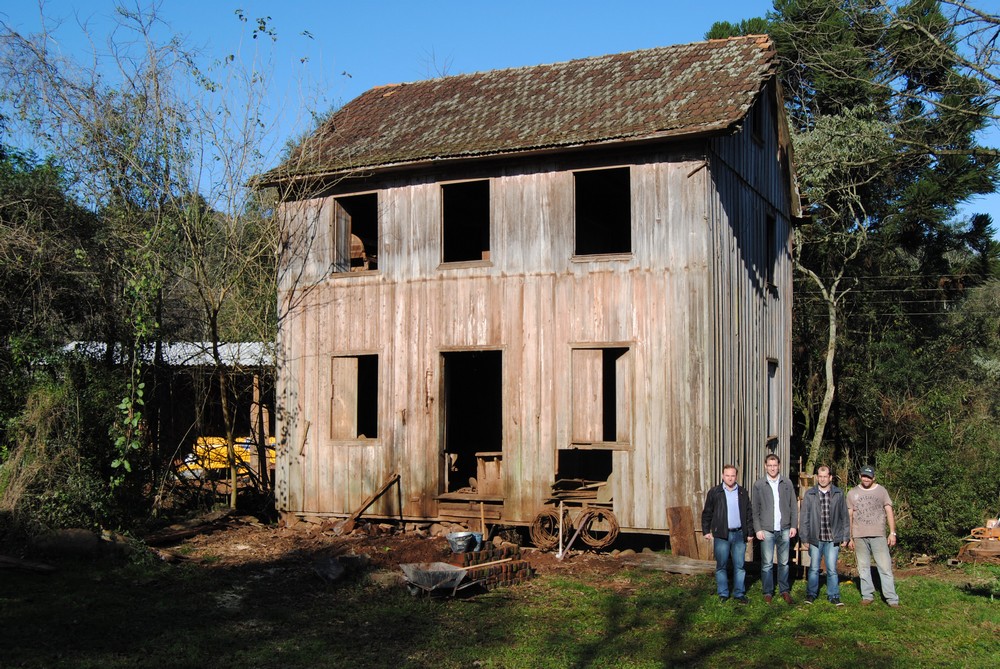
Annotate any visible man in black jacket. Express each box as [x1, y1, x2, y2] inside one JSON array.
[[702, 464, 753, 603]]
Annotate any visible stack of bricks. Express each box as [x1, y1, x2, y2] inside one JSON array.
[[455, 544, 535, 590]]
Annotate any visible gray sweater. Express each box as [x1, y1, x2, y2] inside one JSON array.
[[751, 475, 798, 533]]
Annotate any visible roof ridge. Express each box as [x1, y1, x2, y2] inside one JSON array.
[[261, 35, 778, 184], [370, 35, 774, 90]]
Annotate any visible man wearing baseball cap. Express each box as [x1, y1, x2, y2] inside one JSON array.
[[847, 465, 900, 607]]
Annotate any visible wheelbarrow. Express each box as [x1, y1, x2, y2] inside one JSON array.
[[400, 558, 513, 596], [400, 562, 478, 596]]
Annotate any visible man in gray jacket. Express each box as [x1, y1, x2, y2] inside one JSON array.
[[799, 465, 850, 606], [752, 453, 798, 604]]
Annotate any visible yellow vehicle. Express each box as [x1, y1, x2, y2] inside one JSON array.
[[179, 436, 276, 479]]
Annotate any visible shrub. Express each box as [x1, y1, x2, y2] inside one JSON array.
[[877, 387, 1000, 557]]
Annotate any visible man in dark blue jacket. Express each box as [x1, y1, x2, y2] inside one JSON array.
[[799, 465, 850, 606], [701, 464, 753, 603]]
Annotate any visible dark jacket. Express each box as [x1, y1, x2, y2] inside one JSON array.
[[799, 484, 850, 545], [701, 482, 753, 540], [751, 475, 798, 533]]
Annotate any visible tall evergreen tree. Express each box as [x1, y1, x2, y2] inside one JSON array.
[[767, 0, 998, 475]]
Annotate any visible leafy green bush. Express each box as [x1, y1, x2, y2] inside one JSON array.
[[0, 363, 129, 537], [878, 387, 1000, 557]]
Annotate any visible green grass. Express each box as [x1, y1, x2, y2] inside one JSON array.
[[1, 557, 997, 668]]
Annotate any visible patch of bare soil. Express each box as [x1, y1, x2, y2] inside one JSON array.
[[169, 515, 627, 585]]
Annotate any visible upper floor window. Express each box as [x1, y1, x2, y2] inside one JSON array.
[[442, 180, 491, 263], [752, 103, 765, 144], [765, 214, 777, 290], [766, 359, 779, 448], [333, 193, 378, 273], [574, 167, 631, 256]]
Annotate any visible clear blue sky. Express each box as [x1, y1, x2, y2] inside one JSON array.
[[2, 1, 778, 120], [2, 0, 997, 225]]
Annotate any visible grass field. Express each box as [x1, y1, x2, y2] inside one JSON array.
[[2, 552, 998, 668]]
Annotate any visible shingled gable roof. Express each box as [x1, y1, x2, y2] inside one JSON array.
[[264, 35, 777, 184]]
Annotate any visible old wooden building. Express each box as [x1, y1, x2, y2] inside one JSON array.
[[261, 35, 799, 537]]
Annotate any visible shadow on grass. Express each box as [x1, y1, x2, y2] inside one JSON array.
[[0, 545, 988, 669], [1, 540, 536, 668], [961, 582, 1000, 600]]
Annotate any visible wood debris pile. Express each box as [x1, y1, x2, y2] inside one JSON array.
[[547, 478, 611, 506]]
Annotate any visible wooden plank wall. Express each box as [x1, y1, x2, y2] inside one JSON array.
[[705, 83, 794, 492], [275, 90, 793, 532]]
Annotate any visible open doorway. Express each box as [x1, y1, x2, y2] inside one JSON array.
[[442, 350, 502, 494]]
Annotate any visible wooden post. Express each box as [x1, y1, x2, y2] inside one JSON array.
[[667, 506, 704, 559]]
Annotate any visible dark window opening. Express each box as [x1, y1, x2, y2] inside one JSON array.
[[765, 214, 777, 288], [442, 180, 490, 263], [766, 359, 778, 445], [356, 355, 379, 438], [574, 167, 631, 255], [557, 449, 613, 483], [752, 104, 765, 143], [442, 350, 503, 493], [334, 193, 378, 272], [601, 350, 620, 441], [331, 354, 378, 440], [571, 346, 632, 445]]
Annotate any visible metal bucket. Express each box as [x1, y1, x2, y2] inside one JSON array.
[[446, 531, 477, 553]]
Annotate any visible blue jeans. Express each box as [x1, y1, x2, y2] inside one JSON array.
[[713, 532, 747, 598], [855, 536, 899, 604], [759, 528, 790, 595], [807, 541, 841, 600]]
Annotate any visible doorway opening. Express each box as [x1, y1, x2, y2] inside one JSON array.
[[442, 350, 503, 494]]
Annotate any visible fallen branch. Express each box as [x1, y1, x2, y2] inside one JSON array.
[[0, 554, 56, 573]]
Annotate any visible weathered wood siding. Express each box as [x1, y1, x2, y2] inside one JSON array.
[[275, 92, 793, 532], [706, 82, 794, 492]]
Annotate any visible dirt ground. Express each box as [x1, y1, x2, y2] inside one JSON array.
[[11, 511, 984, 590], [166, 515, 991, 589], [165, 514, 630, 584]]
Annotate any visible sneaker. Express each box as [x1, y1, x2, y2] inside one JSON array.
[[888, 602, 900, 608], [781, 592, 794, 605], [719, 596, 729, 603], [830, 598, 844, 607], [860, 599, 873, 606], [735, 596, 749, 604], [805, 596, 816, 604], [763, 595, 773, 603]]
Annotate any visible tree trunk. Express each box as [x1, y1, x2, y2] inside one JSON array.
[[805, 296, 838, 475], [217, 366, 238, 510], [254, 373, 270, 491]]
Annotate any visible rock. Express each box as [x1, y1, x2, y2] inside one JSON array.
[[368, 569, 405, 588], [312, 557, 346, 582], [340, 553, 371, 571], [617, 548, 637, 558], [30, 529, 101, 558]]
